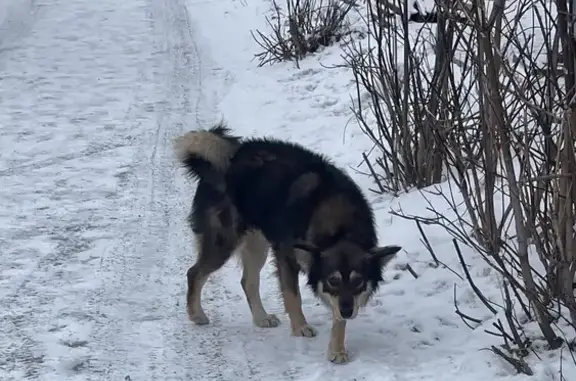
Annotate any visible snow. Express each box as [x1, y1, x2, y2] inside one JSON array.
[[0, 0, 574, 381]]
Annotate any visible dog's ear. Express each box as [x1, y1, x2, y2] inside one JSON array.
[[367, 245, 401, 267], [293, 241, 320, 271]]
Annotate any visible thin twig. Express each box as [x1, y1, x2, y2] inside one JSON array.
[[453, 239, 498, 314], [404, 263, 419, 279], [362, 152, 386, 193], [489, 345, 534, 375], [416, 220, 440, 267], [453, 284, 484, 329]]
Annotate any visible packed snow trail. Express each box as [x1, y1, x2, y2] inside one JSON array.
[[0, 0, 290, 380], [5, 0, 569, 380]]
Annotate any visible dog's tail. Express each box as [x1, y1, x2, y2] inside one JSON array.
[[173, 122, 241, 189]]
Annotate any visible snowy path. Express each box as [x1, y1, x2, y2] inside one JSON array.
[[3, 0, 573, 380], [0, 0, 522, 380], [0, 0, 285, 380]]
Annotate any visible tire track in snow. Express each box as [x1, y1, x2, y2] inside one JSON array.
[[0, 0, 295, 379], [0, 1, 136, 378], [83, 0, 275, 380], [140, 0, 266, 378], [0, 141, 132, 177]]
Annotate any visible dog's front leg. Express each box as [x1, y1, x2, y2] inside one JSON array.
[[328, 318, 348, 364], [275, 252, 317, 338], [282, 285, 317, 337]]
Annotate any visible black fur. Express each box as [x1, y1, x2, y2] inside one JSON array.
[[223, 138, 378, 248]]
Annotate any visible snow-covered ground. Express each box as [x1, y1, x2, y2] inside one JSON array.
[[0, 0, 574, 380]]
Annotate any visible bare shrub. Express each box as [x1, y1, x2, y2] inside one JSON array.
[[342, 0, 450, 194], [346, 0, 576, 374], [251, 0, 355, 67]]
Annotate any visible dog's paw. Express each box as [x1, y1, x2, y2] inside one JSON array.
[[292, 324, 318, 338], [254, 314, 281, 328], [188, 308, 210, 325], [329, 350, 349, 364]]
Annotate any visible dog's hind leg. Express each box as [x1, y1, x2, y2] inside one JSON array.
[[187, 228, 238, 325], [239, 230, 281, 328], [274, 245, 317, 338]]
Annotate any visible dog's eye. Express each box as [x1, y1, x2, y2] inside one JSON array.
[[350, 277, 365, 289], [326, 276, 341, 288]]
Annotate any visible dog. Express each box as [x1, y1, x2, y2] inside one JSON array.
[[173, 123, 401, 364]]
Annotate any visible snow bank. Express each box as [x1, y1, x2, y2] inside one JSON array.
[[187, 0, 576, 379]]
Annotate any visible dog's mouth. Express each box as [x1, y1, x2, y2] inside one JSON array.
[[331, 297, 361, 320], [318, 283, 372, 320]]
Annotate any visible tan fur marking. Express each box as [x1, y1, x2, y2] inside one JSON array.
[[282, 291, 316, 337], [187, 273, 209, 321], [274, 245, 317, 337], [328, 295, 343, 320], [317, 283, 343, 319], [173, 130, 236, 172], [318, 281, 368, 321], [293, 247, 313, 271], [328, 319, 348, 364], [195, 232, 204, 253], [187, 233, 210, 324], [350, 271, 362, 280], [307, 194, 355, 240], [239, 231, 280, 328], [355, 284, 373, 310], [287, 172, 320, 204], [206, 203, 240, 245]]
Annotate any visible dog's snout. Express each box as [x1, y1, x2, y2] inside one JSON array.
[[339, 300, 354, 319]]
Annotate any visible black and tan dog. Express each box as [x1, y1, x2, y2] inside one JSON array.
[[173, 123, 401, 364]]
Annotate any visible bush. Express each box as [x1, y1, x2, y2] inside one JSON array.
[[342, 0, 448, 194], [251, 0, 356, 67], [344, 0, 576, 374]]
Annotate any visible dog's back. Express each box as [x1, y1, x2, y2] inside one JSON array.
[[173, 125, 378, 258], [224, 138, 378, 250]]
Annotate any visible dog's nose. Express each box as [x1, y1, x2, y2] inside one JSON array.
[[339, 303, 354, 319]]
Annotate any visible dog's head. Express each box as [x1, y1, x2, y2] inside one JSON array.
[[294, 241, 401, 320]]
